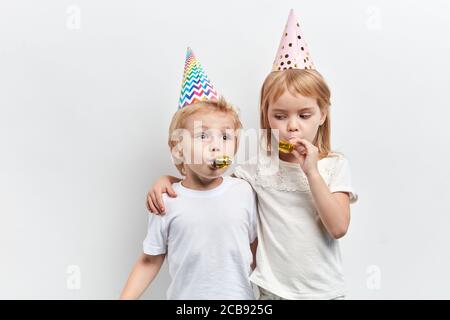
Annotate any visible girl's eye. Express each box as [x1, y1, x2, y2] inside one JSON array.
[[274, 115, 286, 120], [223, 134, 232, 141], [300, 114, 311, 119]]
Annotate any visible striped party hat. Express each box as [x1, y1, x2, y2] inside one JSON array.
[[178, 47, 219, 109], [272, 9, 315, 72]]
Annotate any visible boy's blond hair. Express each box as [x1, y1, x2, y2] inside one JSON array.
[[168, 97, 243, 175], [260, 69, 333, 159]]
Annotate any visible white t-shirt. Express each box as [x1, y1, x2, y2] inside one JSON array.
[[234, 151, 358, 300], [143, 176, 258, 300]]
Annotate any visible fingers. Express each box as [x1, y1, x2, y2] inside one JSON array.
[[156, 191, 166, 214], [291, 149, 302, 159], [149, 192, 163, 214], [147, 193, 159, 214], [298, 144, 307, 155], [291, 149, 305, 166], [166, 186, 178, 198], [146, 194, 154, 212], [289, 138, 307, 154]]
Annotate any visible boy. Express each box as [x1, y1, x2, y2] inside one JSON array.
[[120, 48, 257, 300]]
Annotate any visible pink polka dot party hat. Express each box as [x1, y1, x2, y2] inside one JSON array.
[[272, 9, 315, 72]]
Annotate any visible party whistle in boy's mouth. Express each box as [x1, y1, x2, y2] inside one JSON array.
[[278, 140, 295, 153], [212, 156, 232, 169]]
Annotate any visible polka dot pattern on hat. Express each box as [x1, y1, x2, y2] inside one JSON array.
[[272, 9, 315, 72]]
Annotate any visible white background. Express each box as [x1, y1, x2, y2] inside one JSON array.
[[1, 0, 450, 299]]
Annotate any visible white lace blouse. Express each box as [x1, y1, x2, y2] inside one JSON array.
[[234, 150, 358, 299]]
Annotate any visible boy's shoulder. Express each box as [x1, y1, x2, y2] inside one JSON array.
[[232, 156, 259, 181], [159, 177, 256, 218], [227, 176, 254, 193], [161, 177, 254, 203]]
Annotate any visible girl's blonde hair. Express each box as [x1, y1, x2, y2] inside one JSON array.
[[260, 69, 333, 159], [168, 97, 243, 175]]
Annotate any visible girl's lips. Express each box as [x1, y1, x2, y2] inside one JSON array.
[[285, 136, 302, 141]]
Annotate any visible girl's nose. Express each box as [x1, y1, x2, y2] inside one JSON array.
[[287, 118, 299, 132]]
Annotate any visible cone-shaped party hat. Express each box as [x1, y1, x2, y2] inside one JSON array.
[[272, 9, 315, 72], [178, 47, 218, 109]]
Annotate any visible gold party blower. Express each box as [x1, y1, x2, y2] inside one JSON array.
[[212, 156, 232, 169], [278, 140, 294, 153]]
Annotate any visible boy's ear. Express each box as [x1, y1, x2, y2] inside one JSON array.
[[171, 146, 184, 164]]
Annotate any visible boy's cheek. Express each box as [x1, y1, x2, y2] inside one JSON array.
[[224, 141, 237, 155]]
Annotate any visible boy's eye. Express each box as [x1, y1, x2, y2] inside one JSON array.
[[196, 132, 208, 139]]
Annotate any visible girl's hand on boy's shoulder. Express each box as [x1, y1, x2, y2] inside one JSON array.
[[146, 175, 179, 215]]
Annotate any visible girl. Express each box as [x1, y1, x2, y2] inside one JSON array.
[[146, 9, 358, 300]]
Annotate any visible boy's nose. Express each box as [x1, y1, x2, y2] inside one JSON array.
[[209, 137, 222, 152]]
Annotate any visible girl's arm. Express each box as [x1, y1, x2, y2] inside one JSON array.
[[288, 138, 351, 240], [306, 172, 350, 239], [146, 175, 182, 214], [120, 253, 165, 299]]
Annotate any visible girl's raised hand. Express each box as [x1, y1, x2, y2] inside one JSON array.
[[146, 175, 180, 215], [288, 138, 320, 177]]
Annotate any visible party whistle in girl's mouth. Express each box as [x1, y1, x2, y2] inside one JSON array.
[[278, 140, 295, 153]]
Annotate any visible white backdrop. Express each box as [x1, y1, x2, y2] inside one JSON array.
[[1, 0, 450, 299]]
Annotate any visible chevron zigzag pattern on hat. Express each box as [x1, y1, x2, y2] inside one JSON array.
[[178, 48, 218, 109]]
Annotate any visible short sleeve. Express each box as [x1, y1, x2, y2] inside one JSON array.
[[142, 214, 168, 255], [329, 156, 358, 204]]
